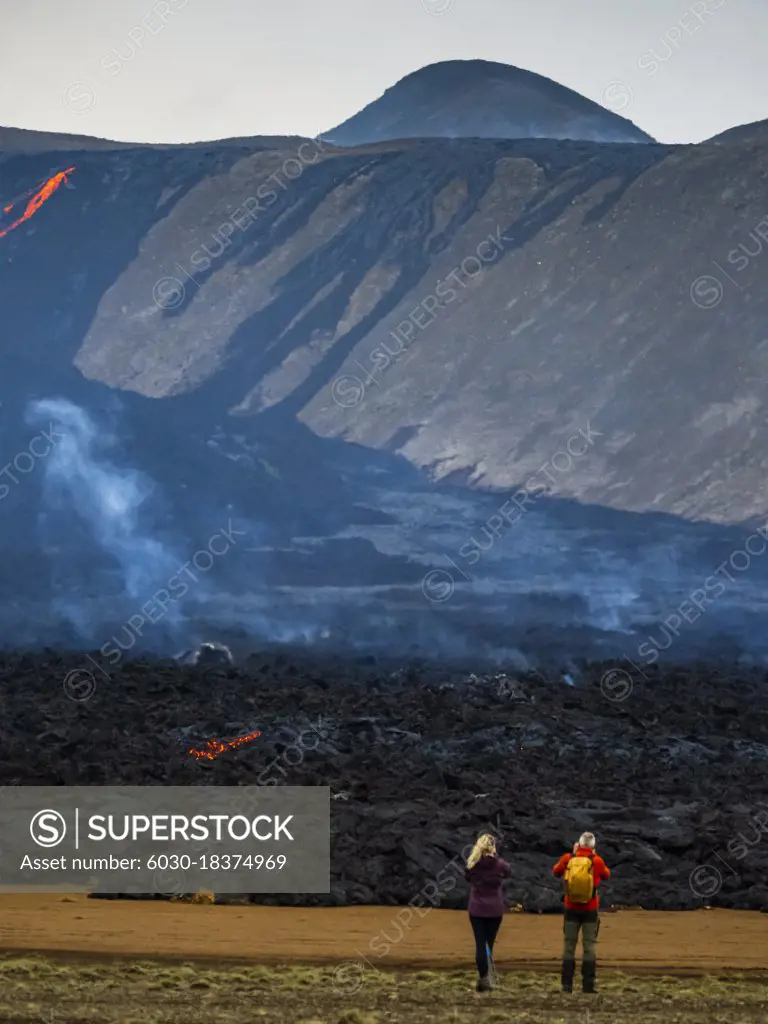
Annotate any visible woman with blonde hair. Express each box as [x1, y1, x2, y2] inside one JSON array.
[[464, 832, 511, 991]]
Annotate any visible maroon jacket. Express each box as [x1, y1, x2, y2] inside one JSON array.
[[465, 854, 511, 917]]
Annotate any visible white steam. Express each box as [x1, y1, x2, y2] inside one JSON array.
[[27, 397, 182, 634]]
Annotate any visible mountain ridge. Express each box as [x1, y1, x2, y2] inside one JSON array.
[[707, 118, 768, 145], [324, 59, 655, 146]]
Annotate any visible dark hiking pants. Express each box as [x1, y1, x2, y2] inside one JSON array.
[[469, 915, 502, 978], [562, 909, 600, 960]]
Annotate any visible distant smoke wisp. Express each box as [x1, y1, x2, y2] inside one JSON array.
[[27, 397, 182, 636], [421, 421, 603, 602]]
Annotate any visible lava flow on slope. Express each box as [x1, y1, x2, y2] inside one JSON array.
[[0, 166, 75, 240]]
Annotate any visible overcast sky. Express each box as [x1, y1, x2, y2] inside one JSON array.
[[1, 0, 764, 145]]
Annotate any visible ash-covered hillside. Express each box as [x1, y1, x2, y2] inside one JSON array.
[[14, 132, 763, 526], [324, 60, 653, 146], [2, 122, 768, 662]]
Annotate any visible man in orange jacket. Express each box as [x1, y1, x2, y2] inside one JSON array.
[[552, 832, 611, 994]]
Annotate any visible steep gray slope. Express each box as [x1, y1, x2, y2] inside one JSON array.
[[52, 134, 768, 526], [3, 133, 768, 663], [324, 60, 654, 146]]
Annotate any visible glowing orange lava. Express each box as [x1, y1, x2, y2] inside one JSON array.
[[0, 166, 75, 240], [187, 729, 262, 761]]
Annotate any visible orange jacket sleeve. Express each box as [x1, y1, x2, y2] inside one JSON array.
[[593, 855, 611, 881], [552, 853, 570, 877]]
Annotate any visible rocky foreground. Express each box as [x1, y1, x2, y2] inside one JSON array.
[[3, 650, 767, 911]]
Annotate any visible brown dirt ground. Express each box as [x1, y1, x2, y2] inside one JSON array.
[[0, 896, 763, 972]]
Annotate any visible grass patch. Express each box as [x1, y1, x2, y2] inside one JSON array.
[[0, 955, 765, 1023]]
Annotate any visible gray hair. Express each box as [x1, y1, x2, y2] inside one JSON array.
[[578, 832, 596, 849]]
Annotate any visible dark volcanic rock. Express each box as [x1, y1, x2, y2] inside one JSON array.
[[4, 651, 768, 911], [324, 60, 653, 145]]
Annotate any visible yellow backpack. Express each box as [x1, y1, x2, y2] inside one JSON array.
[[564, 853, 595, 904]]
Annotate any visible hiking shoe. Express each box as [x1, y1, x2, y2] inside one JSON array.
[[561, 959, 575, 993], [487, 958, 497, 988], [476, 975, 491, 993], [582, 960, 597, 993]]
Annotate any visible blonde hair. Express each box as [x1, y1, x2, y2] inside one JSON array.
[[466, 832, 497, 869]]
